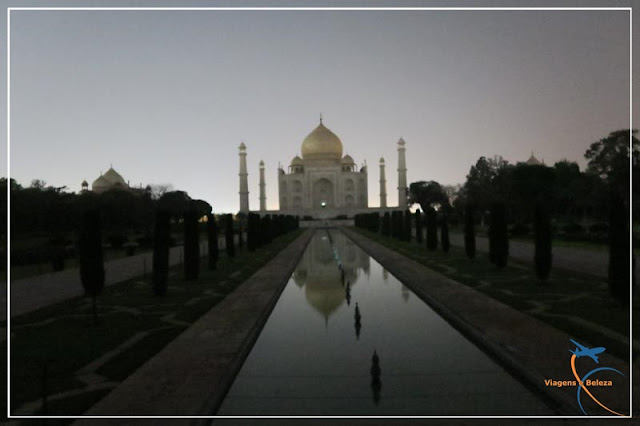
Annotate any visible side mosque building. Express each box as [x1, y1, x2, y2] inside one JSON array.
[[239, 117, 408, 218]]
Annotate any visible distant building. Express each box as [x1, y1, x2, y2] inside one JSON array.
[[525, 152, 545, 166], [239, 117, 409, 218], [82, 166, 145, 194]]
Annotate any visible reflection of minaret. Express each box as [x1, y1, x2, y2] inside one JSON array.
[[259, 160, 266, 212], [397, 138, 407, 207], [239, 142, 249, 213], [382, 268, 389, 282], [379, 157, 387, 208], [401, 284, 410, 302]]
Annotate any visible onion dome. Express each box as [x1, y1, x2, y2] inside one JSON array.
[[103, 167, 126, 186], [526, 152, 543, 166], [301, 120, 343, 160], [290, 155, 304, 166], [91, 175, 110, 191], [341, 154, 355, 165]]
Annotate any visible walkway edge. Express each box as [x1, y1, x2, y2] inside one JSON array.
[[342, 228, 633, 417], [73, 229, 314, 424]]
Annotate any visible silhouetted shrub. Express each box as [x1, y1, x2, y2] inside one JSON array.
[[534, 203, 552, 281], [225, 214, 235, 258], [415, 209, 423, 243], [247, 213, 260, 251], [441, 214, 450, 253], [79, 208, 105, 324], [509, 223, 530, 237], [183, 204, 200, 281], [608, 193, 629, 304], [404, 210, 412, 242], [152, 209, 171, 296], [107, 232, 127, 249], [207, 213, 218, 270], [489, 203, 508, 268], [561, 222, 585, 239], [381, 212, 391, 237], [426, 208, 437, 250], [464, 205, 476, 259]]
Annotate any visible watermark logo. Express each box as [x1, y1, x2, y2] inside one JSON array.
[[568, 339, 624, 416]]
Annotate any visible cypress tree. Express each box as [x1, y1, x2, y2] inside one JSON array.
[[534, 202, 552, 281], [426, 208, 438, 250], [489, 203, 509, 268], [247, 213, 258, 251], [183, 204, 199, 281], [464, 204, 476, 259], [415, 209, 423, 243], [152, 209, 171, 296], [382, 212, 391, 237], [79, 208, 105, 324], [608, 192, 629, 304], [207, 213, 218, 270], [404, 209, 412, 242], [441, 213, 450, 253], [225, 214, 235, 258]]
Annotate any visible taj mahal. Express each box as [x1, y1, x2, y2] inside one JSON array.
[[239, 117, 408, 218]]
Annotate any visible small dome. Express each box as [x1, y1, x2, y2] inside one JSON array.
[[239, 142, 246, 150], [301, 121, 343, 160], [103, 167, 126, 186], [81, 180, 88, 186], [342, 154, 355, 164], [397, 137, 406, 146], [92, 175, 110, 190], [291, 155, 304, 166], [379, 157, 385, 164], [259, 160, 265, 166], [526, 152, 543, 166]]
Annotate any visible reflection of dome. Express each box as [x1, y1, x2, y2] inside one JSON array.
[[305, 273, 345, 318], [301, 121, 343, 160]]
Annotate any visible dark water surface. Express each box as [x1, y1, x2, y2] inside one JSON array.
[[217, 229, 553, 415]]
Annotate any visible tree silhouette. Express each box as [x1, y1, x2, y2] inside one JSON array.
[[78, 208, 105, 324], [534, 202, 552, 281], [464, 204, 476, 259], [152, 210, 171, 296]]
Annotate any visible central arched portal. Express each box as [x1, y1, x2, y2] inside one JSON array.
[[312, 178, 335, 209]]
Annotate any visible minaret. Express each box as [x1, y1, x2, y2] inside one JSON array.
[[239, 142, 249, 213], [397, 138, 408, 207], [259, 160, 266, 212], [379, 157, 387, 208]]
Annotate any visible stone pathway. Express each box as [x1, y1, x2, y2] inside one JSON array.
[[3, 237, 237, 320], [448, 232, 608, 278]]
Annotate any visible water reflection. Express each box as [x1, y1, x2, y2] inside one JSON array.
[[292, 230, 370, 321], [371, 350, 382, 405], [354, 302, 362, 340], [401, 284, 410, 303], [218, 229, 554, 416]]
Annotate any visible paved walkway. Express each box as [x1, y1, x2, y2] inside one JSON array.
[[72, 229, 315, 424], [3, 236, 239, 320], [448, 232, 608, 278]]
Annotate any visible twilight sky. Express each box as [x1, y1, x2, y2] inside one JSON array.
[[2, 1, 637, 213]]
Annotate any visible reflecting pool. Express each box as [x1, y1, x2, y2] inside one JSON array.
[[217, 229, 553, 415]]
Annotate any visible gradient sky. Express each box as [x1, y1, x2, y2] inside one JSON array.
[[2, 1, 637, 213]]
